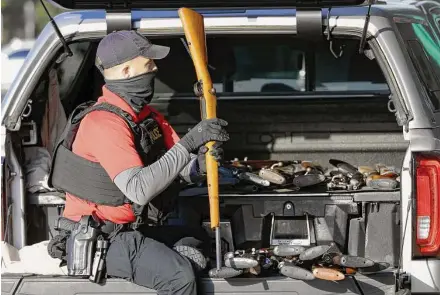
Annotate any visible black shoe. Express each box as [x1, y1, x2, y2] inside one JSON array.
[[173, 245, 207, 272]]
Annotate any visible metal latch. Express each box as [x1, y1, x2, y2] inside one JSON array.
[[19, 121, 38, 146]]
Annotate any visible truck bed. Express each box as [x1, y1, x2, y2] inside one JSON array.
[[2, 273, 397, 295]]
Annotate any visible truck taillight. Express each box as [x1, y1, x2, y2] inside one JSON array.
[[416, 155, 440, 256]]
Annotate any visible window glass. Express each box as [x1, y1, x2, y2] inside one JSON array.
[[314, 41, 388, 91], [152, 35, 388, 97], [153, 36, 305, 95], [397, 21, 440, 110], [229, 42, 305, 92]]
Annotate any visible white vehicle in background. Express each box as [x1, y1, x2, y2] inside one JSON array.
[[1, 38, 35, 97]]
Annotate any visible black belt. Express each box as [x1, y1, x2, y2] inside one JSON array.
[[101, 220, 132, 237]]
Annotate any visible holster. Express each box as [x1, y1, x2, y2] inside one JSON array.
[[66, 215, 100, 276]]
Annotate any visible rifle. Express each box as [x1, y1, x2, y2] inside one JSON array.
[[178, 7, 234, 278]]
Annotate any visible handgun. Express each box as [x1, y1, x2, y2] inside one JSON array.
[[329, 159, 364, 189]]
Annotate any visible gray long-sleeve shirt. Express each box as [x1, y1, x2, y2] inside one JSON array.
[[113, 143, 202, 206]]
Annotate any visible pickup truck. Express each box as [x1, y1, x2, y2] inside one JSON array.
[[1, 0, 440, 294]]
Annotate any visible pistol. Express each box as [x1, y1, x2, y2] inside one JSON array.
[[54, 217, 77, 232], [329, 159, 364, 188]]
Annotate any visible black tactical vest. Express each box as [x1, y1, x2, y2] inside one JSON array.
[[49, 101, 168, 208]]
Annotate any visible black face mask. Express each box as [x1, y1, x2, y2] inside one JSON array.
[[105, 72, 156, 113]]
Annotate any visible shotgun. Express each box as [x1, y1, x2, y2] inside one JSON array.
[[178, 7, 234, 278]]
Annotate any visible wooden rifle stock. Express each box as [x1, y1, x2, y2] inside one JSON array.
[[178, 8, 219, 229]]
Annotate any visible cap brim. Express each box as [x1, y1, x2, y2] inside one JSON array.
[[142, 44, 170, 60]]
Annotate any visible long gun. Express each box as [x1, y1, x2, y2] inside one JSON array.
[[178, 7, 229, 278]]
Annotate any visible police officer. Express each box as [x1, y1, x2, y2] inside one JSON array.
[[50, 30, 229, 295]]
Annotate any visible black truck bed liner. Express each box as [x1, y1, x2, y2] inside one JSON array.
[[2, 273, 397, 295]]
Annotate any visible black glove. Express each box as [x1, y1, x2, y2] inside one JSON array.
[[196, 143, 224, 174], [179, 118, 229, 153]]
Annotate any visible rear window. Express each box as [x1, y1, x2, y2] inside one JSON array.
[[396, 20, 440, 110], [152, 35, 388, 97]]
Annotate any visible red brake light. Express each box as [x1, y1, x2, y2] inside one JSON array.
[[416, 155, 440, 256]]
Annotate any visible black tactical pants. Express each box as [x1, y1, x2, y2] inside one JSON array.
[[105, 226, 211, 295]]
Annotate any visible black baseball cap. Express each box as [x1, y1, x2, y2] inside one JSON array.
[[95, 30, 170, 71]]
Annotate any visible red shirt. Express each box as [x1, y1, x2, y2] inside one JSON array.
[[63, 86, 180, 223]]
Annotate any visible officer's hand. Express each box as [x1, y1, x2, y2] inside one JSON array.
[[179, 118, 229, 153], [196, 143, 224, 174]]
